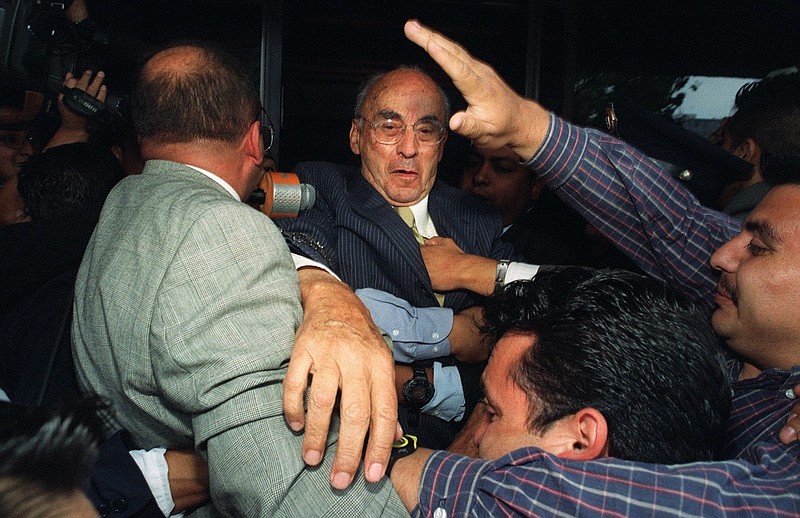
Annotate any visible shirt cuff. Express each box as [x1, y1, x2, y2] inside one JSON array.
[[291, 253, 340, 280], [421, 362, 465, 422], [356, 288, 453, 363], [129, 448, 177, 517], [505, 262, 540, 284]]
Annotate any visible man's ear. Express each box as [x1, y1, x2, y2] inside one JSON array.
[[734, 137, 764, 181], [735, 137, 760, 164], [244, 120, 263, 164], [349, 119, 362, 156], [436, 131, 448, 163], [558, 408, 609, 460]]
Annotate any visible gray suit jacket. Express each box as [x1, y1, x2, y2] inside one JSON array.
[[72, 160, 405, 517]]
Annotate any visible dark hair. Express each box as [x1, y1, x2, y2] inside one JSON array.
[[725, 73, 800, 184], [482, 268, 731, 464], [131, 40, 260, 145], [353, 65, 451, 122], [0, 402, 100, 518], [16, 143, 124, 221]]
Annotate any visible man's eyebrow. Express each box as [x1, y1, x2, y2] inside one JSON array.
[[744, 219, 782, 244], [376, 109, 401, 119]]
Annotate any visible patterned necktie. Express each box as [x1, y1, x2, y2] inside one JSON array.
[[395, 206, 445, 306]]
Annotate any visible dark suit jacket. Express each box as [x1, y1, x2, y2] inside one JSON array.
[[276, 161, 514, 312], [276, 162, 514, 448]]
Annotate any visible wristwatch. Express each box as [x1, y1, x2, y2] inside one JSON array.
[[387, 434, 418, 476], [402, 366, 435, 408]]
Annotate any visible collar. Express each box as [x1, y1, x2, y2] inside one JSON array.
[[403, 194, 437, 238], [185, 164, 240, 201]]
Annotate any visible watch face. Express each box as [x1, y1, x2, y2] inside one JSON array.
[[407, 381, 431, 401], [403, 375, 435, 406]]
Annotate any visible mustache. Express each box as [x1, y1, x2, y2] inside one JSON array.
[[719, 276, 739, 305]]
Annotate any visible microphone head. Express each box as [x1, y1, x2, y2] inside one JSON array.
[[271, 180, 316, 217], [299, 184, 316, 211]]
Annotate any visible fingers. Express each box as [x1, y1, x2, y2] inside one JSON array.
[[360, 360, 399, 484], [779, 413, 798, 444], [67, 70, 107, 98], [329, 365, 371, 489], [282, 346, 311, 432], [302, 360, 339, 470]]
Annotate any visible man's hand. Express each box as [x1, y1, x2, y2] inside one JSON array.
[[451, 306, 490, 363], [422, 237, 496, 296], [779, 384, 800, 444], [403, 19, 549, 161], [164, 449, 210, 513], [45, 70, 107, 150], [284, 268, 399, 490], [447, 399, 489, 457]]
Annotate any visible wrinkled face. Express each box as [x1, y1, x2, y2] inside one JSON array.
[[0, 129, 34, 183], [349, 69, 447, 206], [474, 331, 565, 459], [461, 146, 538, 225], [710, 185, 800, 370]]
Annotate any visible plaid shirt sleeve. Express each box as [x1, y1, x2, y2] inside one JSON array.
[[524, 114, 742, 313], [416, 442, 800, 517]]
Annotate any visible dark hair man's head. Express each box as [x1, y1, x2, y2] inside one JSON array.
[[0, 402, 101, 518], [725, 72, 800, 159], [13, 143, 124, 222], [131, 41, 261, 147], [477, 268, 730, 464]]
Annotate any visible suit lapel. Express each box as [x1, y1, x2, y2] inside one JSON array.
[[348, 174, 436, 302]]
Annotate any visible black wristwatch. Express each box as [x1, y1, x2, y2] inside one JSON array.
[[402, 366, 435, 408], [387, 434, 418, 476]]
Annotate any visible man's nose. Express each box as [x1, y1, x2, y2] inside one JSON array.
[[395, 127, 419, 158], [473, 163, 492, 185], [710, 234, 744, 273]]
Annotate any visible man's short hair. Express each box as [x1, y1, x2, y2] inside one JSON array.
[[353, 65, 451, 122], [131, 40, 261, 146], [726, 72, 800, 185], [0, 402, 100, 518], [482, 268, 731, 464], [16, 143, 124, 221]]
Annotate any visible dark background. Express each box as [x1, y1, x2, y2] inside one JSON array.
[[2, 0, 798, 176]]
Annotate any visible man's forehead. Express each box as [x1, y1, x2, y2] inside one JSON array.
[[747, 184, 800, 239], [365, 73, 445, 118]]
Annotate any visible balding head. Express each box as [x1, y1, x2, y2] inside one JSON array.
[[131, 42, 260, 148]]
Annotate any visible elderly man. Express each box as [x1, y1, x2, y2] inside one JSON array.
[[71, 41, 405, 515], [275, 66, 537, 448], [377, 19, 800, 515]]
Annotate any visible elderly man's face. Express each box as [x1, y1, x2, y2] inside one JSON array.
[[473, 331, 569, 459], [0, 129, 34, 184], [349, 69, 447, 207], [711, 184, 800, 371]]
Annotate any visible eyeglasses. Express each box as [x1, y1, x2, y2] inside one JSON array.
[[260, 107, 274, 153], [357, 115, 446, 146], [0, 133, 35, 150]]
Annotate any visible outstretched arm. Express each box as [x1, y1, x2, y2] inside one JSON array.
[[284, 267, 400, 489]]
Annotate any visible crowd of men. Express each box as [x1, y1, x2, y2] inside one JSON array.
[[2, 8, 799, 517]]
